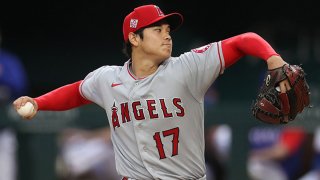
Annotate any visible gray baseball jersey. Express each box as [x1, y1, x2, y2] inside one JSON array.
[[80, 41, 225, 179]]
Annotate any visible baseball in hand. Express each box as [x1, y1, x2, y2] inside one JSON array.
[[17, 102, 35, 117]]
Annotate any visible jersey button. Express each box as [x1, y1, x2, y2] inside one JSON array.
[[143, 146, 148, 151]]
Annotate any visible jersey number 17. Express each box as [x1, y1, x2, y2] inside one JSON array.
[[153, 127, 180, 159]]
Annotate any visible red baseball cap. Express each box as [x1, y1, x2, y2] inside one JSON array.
[[123, 4, 183, 42]]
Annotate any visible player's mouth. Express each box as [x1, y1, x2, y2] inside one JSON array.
[[162, 44, 172, 47]]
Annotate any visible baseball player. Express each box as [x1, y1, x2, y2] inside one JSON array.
[[13, 4, 291, 180]]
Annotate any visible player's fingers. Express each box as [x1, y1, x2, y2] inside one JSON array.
[[12, 96, 26, 109], [284, 80, 291, 91], [24, 112, 36, 120], [279, 80, 291, 123], [12, 96, 34, 110], [279, 82, 287, 93], [279, 79, 291, 93]]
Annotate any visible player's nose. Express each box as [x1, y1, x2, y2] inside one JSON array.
[[164, 33, 172, 41]]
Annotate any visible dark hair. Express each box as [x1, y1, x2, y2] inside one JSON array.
[[122, 28, 145, 59]]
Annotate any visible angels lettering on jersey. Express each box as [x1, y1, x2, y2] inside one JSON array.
[[111, 98, 185, 129]]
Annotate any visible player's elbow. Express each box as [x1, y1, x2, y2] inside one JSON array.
[[241, 32, 263, 42]]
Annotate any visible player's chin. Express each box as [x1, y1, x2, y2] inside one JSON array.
[[161, 53, 171, 61], [161, 49, 172, 58]]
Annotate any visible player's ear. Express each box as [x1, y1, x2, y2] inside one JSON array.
[[128, 32, 139, 46]]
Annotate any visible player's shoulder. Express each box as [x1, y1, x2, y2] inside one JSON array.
[[86, 65, 123, 79], [95, 65, 122, 73], [170, 42, 217, 61], [102, 65, 122, 70]]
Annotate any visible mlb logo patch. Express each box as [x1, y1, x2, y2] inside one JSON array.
[[130, 19, 138, 28]]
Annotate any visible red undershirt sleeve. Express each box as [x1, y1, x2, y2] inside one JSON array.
[[34, 80, 92, 111], [221, 32, 280, 68]]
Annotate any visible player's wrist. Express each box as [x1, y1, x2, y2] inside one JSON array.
[[266, 55, 287, 70]]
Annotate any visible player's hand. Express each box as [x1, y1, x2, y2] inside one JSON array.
[[266, 56, 292, 122], [266, 55, 291, 91], [12, 96, 38, 120]]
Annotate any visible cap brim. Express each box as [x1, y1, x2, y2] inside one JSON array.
[[163, 13, 184, 31], [146, 13, 184, 32]]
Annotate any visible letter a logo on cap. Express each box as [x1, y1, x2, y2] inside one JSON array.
[[154, 5, 164, 16], [130, 19, 138, 28]]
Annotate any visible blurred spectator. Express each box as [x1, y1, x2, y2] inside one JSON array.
[[204, 84, 220, 111], [204, 84, 230, 180], [0, 28, 28, 105], [247, 126, 313, 180], [0, 128, 17, 180], [0, 28, 28, 180], [205, 124, 232, 180], [55, 126, 121, 180], [299, 127, 320, 180]]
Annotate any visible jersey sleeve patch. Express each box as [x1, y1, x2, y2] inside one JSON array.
[[192, 43, 213, 53]]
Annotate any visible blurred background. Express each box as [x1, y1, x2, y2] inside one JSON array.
[[0, 0, 319, 180]]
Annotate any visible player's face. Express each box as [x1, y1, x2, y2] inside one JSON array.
[[139, 24, 172, 62]]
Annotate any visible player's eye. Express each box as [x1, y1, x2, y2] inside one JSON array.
[[166, 26, 171, 33]]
